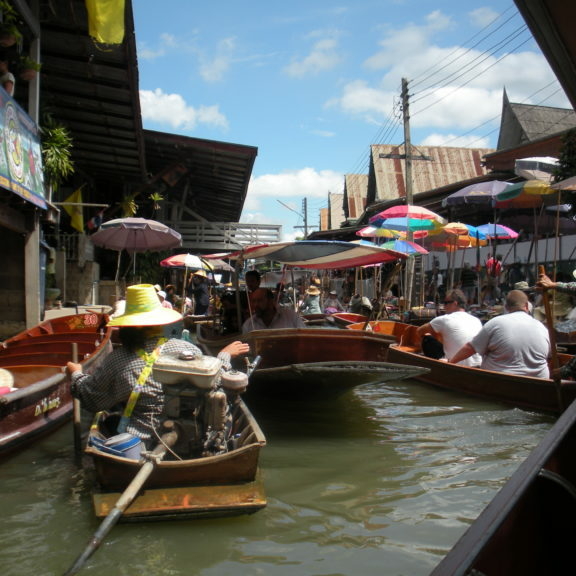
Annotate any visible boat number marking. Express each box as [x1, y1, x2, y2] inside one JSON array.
[[34, 396, 61, 417]]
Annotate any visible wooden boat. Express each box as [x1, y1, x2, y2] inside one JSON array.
[[346, 319, 411, 340], [86, 390, 267, 520], [330, 312, 369, 327], [0, 313, 113, 456], [430, 396, 576, 576], [197, 326, 424, 396], [386, 324, 576, 414]]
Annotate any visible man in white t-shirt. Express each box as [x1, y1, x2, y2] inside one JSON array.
[[449, 290, 550, 378], [417, 289, 483, 367]]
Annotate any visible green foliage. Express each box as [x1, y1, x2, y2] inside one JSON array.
[[120, 194, 138, 217], [19, 54, 41, 71], [0, 1, 22, 43], [41, 114, 74, 191]]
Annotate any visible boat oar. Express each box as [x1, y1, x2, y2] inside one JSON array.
[[71, 343, 82, 457], [538, 265, 564, 411], [63, 422, 179, 576]]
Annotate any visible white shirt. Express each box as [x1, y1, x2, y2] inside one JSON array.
[[430, 311, 483, 367]]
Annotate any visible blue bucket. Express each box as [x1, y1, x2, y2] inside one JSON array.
[[90, 433, 142, 460]]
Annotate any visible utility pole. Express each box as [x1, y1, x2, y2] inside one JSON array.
[[401, 77, 415, 311], [277, 198, 312, 238]]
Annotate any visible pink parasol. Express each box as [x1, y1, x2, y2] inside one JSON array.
[[369, 204, 446, 226]]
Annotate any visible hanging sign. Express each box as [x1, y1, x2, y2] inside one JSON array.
[[0, 87, 46, 209]]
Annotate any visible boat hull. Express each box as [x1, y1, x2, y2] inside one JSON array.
[[387, 325, 576, 414], [198, 326, 410, 395], [0, 313, 112, 456], [86, 397, 267, 520], [253, 360, 429, 391], [431, 397, 576, 575]]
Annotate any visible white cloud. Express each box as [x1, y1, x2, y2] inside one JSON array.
[[139, 89, 228, 130], [328, 10, 569, 138], [469, 7, 500, 28], [243, 167, 344, 210], [199, 37, 237, 83], [420, 132, 492, 148], [284, 34, 341, 78]]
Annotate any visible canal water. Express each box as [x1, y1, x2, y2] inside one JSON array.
[[0, 380, 554, 576]]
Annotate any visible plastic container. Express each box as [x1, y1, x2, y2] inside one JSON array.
[[90, 433, 142, 460], [153, 353, 222, 388]]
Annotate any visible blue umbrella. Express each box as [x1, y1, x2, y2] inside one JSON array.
[[382, 239, 429, 255]]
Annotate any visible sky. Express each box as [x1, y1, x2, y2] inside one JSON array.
[[132, 1, 571, 241]]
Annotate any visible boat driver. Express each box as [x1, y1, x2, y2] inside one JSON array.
[[66, 284, 249, 448]]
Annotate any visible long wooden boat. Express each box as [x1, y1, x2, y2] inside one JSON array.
[[346, 319, 411, 339], [198, 326, 423, 396], [430, 396, 576, 575], [330, 312, 369, 327], [86, 391, 267, 520], [386, 324, 576, 414], [0, 313, 113, 456]]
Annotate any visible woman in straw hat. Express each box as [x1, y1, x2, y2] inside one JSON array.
[[66, 284, 249, 448], [299, 285, 322, 315]]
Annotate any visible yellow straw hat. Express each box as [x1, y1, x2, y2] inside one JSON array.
[[107, 284, 182, 327], [193, 269, 208, 279], [306, 286, 320, 295]]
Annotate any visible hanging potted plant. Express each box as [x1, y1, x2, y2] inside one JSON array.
[[18, 54, 41, 81], [41, 113, 75, 201], [0, 1, 22, 48]]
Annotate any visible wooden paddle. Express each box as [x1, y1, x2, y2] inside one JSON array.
[[63, 422, 179, 576], [538, 265, 564, 411], [71, 343, 82, 457]]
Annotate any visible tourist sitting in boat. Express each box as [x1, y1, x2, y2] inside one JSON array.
[[348, 293, 373, 316], [299, 285, 322, 315], [448, 290, 550, 378], [416, 289, 482, 367], [242, 287, 306, 332], [66, 284, 249, 449], [323, 289, 344, 314]]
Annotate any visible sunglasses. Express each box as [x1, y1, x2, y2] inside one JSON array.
[[444, 300, 455, 304]]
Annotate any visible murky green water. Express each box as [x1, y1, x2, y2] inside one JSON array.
[[0, 380, 554, 576]]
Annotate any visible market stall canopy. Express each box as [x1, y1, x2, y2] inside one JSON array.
[[204, 241, 408, 270]]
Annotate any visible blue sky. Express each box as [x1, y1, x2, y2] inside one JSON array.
[[133, 1, 570, 241]]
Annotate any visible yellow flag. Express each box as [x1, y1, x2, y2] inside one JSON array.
[[64, 188, 84, 233], [86, 0, 126, 45]]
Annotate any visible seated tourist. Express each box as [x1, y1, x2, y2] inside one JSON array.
[[242, 288, 305, 333], [416, 289, 482, 366], [449, 290, 550, 378]]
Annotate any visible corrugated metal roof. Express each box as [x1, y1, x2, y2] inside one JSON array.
[[498, 93, 576, 149], [369, 145, 494, 202], [343, 174, 368, 219]]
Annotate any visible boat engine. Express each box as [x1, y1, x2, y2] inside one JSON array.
[[153, 352, 249, 458]]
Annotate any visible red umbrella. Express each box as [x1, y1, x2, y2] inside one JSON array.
[[160, 253, 206, 270], [369, 204, 445, 225]]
